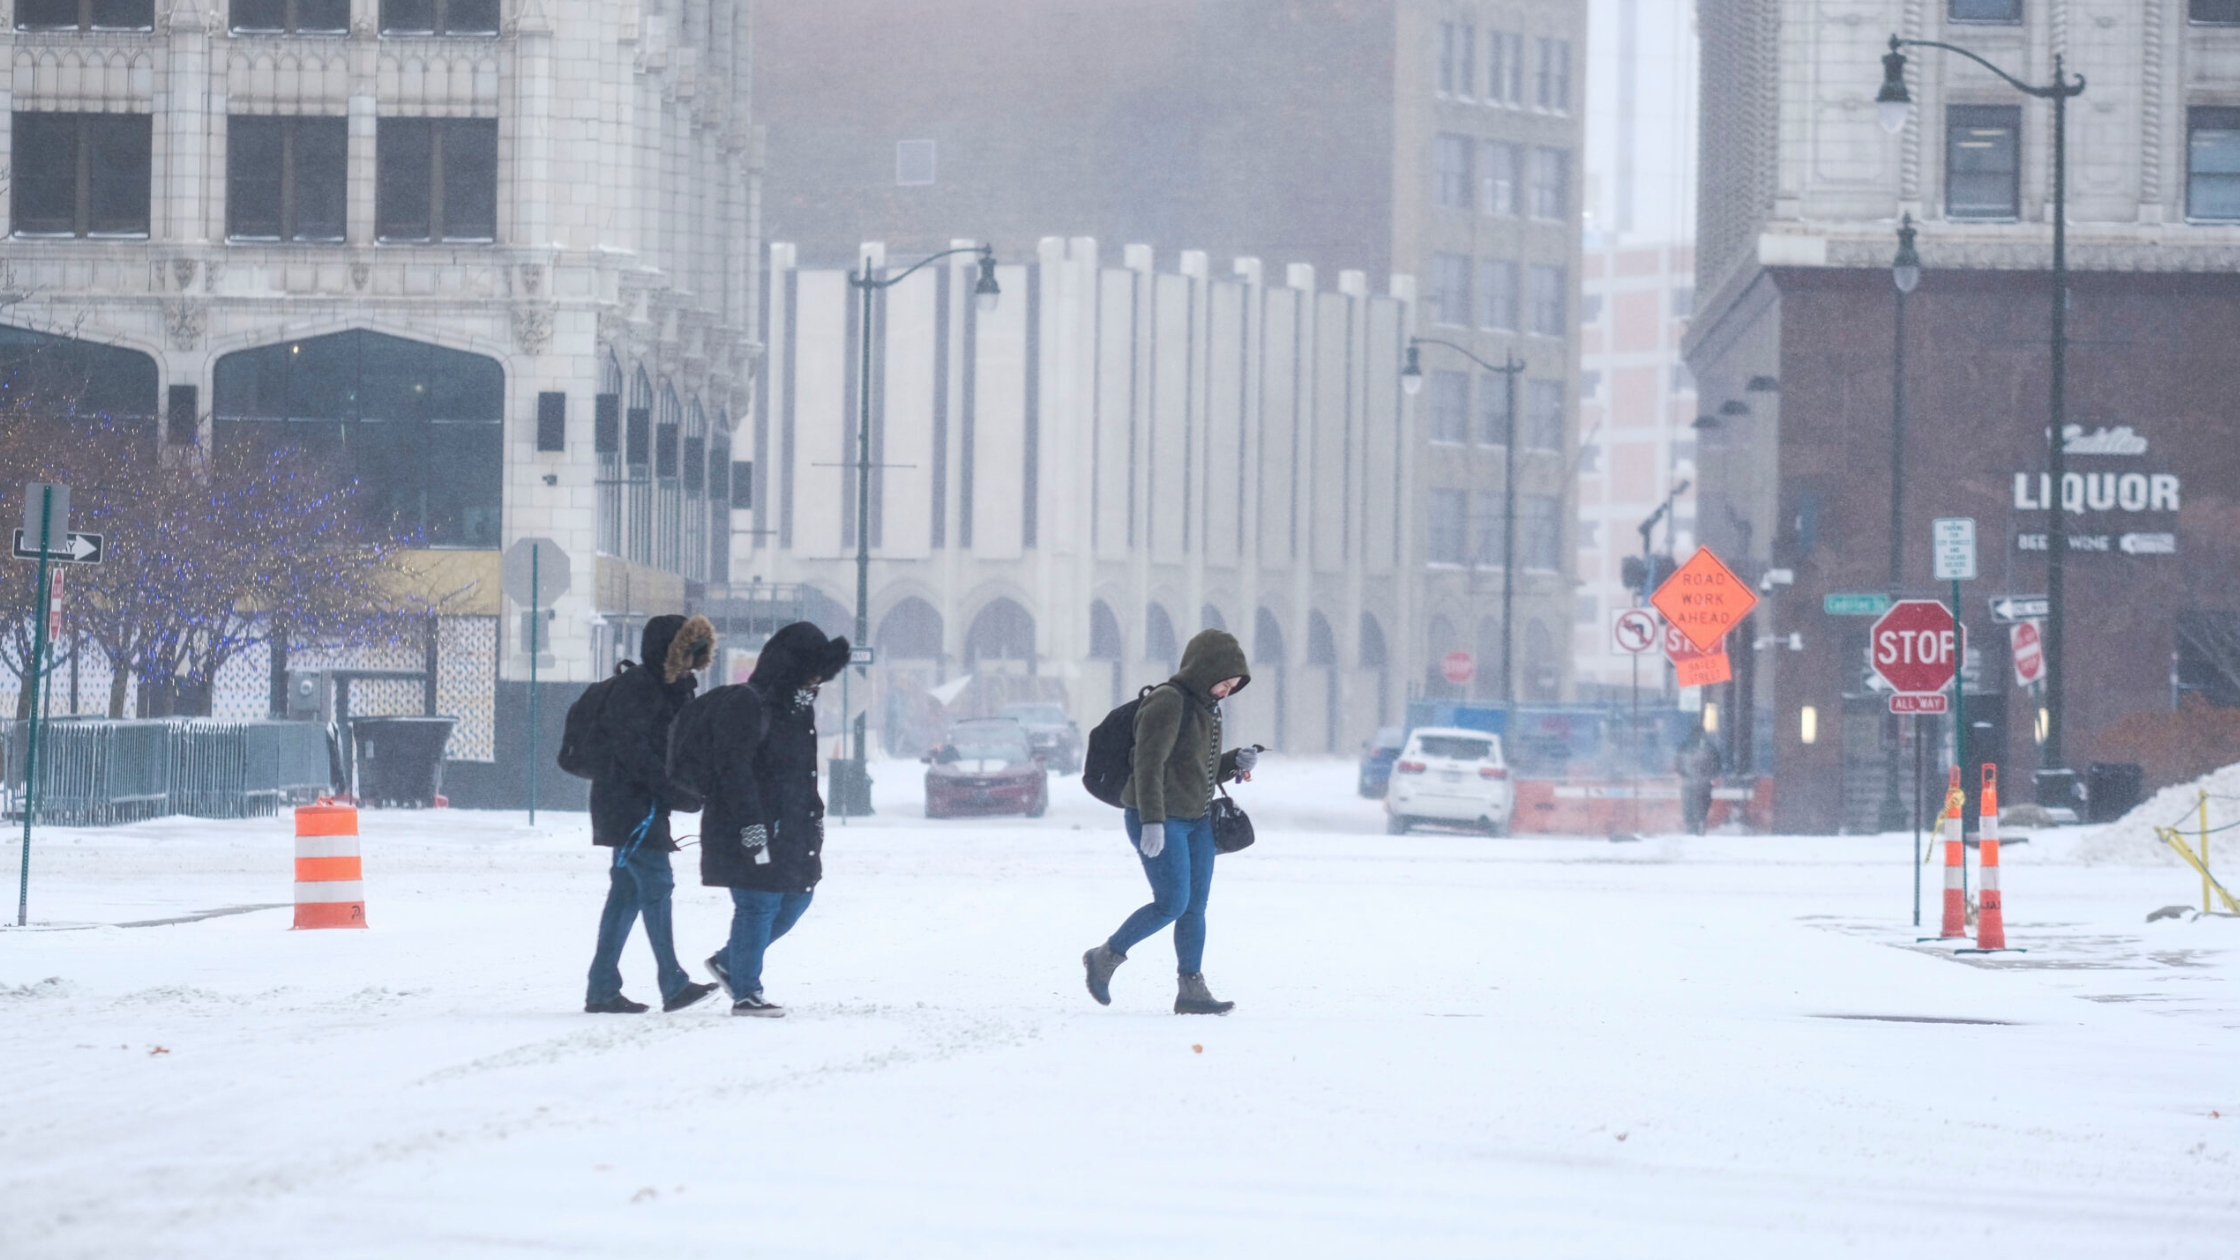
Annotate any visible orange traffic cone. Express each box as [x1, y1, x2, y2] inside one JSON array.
[[1958, 765, 2024, 954], [293, 800, 367, 929], [1926, 767, 1968, 940]]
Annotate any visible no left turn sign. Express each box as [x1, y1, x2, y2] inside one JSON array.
[[1610, 608, 1659, 656]]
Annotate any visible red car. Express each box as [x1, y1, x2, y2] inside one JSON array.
[[923, 719, 1049, 819]]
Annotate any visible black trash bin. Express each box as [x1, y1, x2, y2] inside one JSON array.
[[2085, 762, 2144, 824], [2034, 768, 2081, 819], [351, 716, 458, 808]]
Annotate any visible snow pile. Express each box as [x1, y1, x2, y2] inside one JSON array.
[[2070, 759, 2240, 867]]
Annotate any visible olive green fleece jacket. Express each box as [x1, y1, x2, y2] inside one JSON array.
[[1121, 629, 1253, 825]]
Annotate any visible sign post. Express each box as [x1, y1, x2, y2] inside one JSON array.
[[1932, 519, 1977, 803], [16, 483, 65, 926], [501, 539, 572, 825], [1872, 596, 1961, 925]]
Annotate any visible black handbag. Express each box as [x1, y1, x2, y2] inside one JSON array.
[[1210, 786, 1255, 854]]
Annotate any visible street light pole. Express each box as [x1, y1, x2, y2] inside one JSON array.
[[1877, 34, 2085, 794], [843, 244, 1000, 811], [1881, 215, 1920, 834], [1402, 338, 1526, 713]]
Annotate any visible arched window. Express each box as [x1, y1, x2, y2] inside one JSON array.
[[877, 597, 944, 660], [212, 330, 502, 548], [625, 369, 654, 564], [964, 598, 1036, 672], [709, 409, 732, 583], [1145, 604, 1179, 671], [1088, 601, 1124, 660], [596, 353, 625, 556], [1201, 604, 1228, 634], [0, 325, 159, 438], [1255, 608, 1288, 749], [683, 396, 709, 579], [655, 383, 684, 572], [1359, 613, 1391, 726]]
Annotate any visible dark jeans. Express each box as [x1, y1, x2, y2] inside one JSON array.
[[727, 888, 815, 997], [1108, 809, 1216, 974], [586, 845, 692, 1004], [1683, 778, 1714, 835]]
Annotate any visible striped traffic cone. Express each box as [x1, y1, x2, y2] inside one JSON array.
[[293, 801, 367, 929], [1924, 768, 1968, 941], [1958, 766, 2024, 954]]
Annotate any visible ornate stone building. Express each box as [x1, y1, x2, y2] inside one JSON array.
[[0, 0, 759, 805]]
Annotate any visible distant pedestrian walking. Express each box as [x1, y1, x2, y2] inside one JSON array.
[[1082, 629, 1257, 1015], [579, 614, 720, 1015], [677, 620, 852, 1018], [1677, 725, 1723, 837]]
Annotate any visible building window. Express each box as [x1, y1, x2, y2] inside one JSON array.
[[1427, 371, 1469, 443], [1488, 32, 1524, 105], [1673, 361, 1697, 392], [376, 117, 498, 242], [1430, 252, 1472, 326], [1578, 442, 1602, 473], [2196, 0, 2240, 22], [1671, 285, 1696, 317], [1579, 369, 1601, 400], [10, 113, 151, 238], [1531, 147, 1570, 219], [1473, 498, 1505, 568], [212, 330, 504, 549], [1478, 370, 1514, 445], [1528, 264, 1568, 335], [1481, 140, 1521, 215], [14, 0, 152, 30], [1950, 0, 2022, 20], [2187, 107, 2240, 221], [228, 116, 347, 242], [897, 139, 936, 187], [1946, 105, 2021, 220], [1580, 293, 1605, 324], [1428, 488, 1468, 565], [1479, 259, 1519, 330], [1437, 21, 1457, 93], [1525, 379, 1565, 450], [1456, 23, 1476, 98], [230, 0, 348, 31], [1435, 133, 1474, 209], [1520, 495, 1563, 570], [378, 0, 499, 34], [1535, 37, 1572, 112]]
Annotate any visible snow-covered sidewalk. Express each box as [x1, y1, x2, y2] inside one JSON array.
[[3, 759, 2234, 1258]]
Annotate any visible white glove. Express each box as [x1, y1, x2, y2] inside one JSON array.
[[741, 823, 771, 866], [1234, 746, 1260, 775], [1138, 823, 1165, 859]]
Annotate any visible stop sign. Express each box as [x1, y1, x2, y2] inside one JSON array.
[[1442, 651, 1476, 685], [1870, 599, 1959, 694]]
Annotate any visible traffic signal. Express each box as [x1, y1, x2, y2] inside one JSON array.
[[1622, 554, 1677, 595]]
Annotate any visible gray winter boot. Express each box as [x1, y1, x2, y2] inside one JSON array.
[[1082, 944, 1126, 1006], [1174, 972, 1235, 1015]]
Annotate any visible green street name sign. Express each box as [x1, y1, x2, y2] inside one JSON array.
[[1824, 593, 1893, 617]]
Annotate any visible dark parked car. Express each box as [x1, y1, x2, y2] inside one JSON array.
[[998, 701, 1082, 773], [1359, 726, 1405, 799], [924, 718, 1049, 819]]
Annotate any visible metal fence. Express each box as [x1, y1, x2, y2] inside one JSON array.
[[1, 718, 334, 826]]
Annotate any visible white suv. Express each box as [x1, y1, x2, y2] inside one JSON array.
[[1385, 727, 1513, 835]]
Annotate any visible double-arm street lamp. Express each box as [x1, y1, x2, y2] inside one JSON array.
[[1876, 34, 2085, 786], [838, 244, 999, 808], [1401, 338, 1526, 713]]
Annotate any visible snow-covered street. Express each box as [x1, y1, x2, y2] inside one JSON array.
[[4, 758, 2235, 1259]]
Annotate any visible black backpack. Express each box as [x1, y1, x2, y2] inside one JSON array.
[[1082, 684, 1174, 807], [666, 684, 770, 801], [556, 661, 636, 780]]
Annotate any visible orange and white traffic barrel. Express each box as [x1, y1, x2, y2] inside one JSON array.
[[1959, 765, 2021, 954], [293, 801, 367, 930], [1935, 768, 1968, 940]]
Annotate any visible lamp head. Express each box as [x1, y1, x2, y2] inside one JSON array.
[[1876, 39, 1913, 135], [1401, 341, 1424, 396], [1892, 212, 1921, 294], [973, 245, 1000, 314]]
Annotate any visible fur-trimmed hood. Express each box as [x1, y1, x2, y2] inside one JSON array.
[[641, 614, 717, 684], [749, 621, 852, 694]]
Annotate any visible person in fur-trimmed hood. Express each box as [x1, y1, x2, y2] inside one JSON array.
[[674, 620, 852, 1017], [584, 613, 722, 1015]]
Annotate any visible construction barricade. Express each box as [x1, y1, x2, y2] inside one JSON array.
[[293, 801, 366, 929]]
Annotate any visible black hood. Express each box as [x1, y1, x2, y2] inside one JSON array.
[[640, 615, 687, 672], [750, 621, 852, 693]]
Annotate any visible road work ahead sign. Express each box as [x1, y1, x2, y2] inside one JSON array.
[[1650, 547, 1758, 652]]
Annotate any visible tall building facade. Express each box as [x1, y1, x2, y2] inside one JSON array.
[[1572, 0, 1700, 698], [1687, 1, 2240, 831], [756, 0, 1588, 736], [0, 0, 760, 806]]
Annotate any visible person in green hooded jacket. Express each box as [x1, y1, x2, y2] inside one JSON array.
[[1083, 628, 1258, 1014]]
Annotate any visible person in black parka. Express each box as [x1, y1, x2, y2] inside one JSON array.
[[680, 620, 852, 1017], [583, 613, 721, 1015]]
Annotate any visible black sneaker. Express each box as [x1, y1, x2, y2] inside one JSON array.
[[706, 951, 737, 1000], [662, 981, 720, 1013], [730, 993, 785, 1018], [585, 994, 649, 1014]]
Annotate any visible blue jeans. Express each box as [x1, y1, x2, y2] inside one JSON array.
[[1108, 809, 1216, 974], [727, 888, 815, 998], [586, 844, 692, 1004]]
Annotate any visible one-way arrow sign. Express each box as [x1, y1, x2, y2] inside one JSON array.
[[12, 529, 103, 564], [1988, 594, 2049, 624]]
